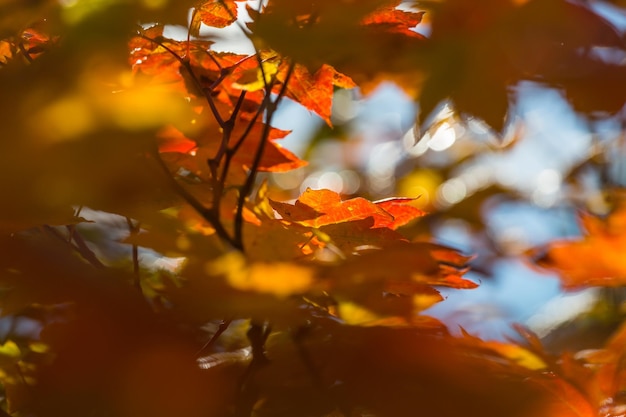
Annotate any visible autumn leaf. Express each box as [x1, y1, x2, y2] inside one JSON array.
[[317, 218, 409, 253], [328, 242, 476, 291], [193, 0, 241, 30], [165, 256, 314, 326], [0, 39, 11, 63], [249, 0, 426, 82], [243, 219, 315, 262], [361, 2, 426, 38], [307, 242, 475, 319], [532, 206, 626, 289], [276, 63, 356, 126], [157, 118, 306, 174], [270, 188, 395, 228], [529, 376, 596, 417], [373, 196, 426, 229], [270, 190, 426, 253]]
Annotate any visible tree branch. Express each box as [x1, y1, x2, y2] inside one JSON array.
[[150, 144, 239, 249]]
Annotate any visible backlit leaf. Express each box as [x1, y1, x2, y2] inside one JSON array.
[[362, 2, 426, 37], [532, 206, 626, 289], [270, 188, 394, 228], [277, 63, 356, 126], [374, 196, 426, 229], [211, 252, 315, 297], [194, 0, 241, 29]]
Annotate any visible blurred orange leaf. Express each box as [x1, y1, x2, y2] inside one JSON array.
[[532, 206, 626, 289]]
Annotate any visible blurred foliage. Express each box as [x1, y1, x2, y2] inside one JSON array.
[[1, 1, 626, 417]]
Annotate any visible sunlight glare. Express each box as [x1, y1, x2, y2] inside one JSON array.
[[428, 122, 456, 151], [437, 178, 467, 206]]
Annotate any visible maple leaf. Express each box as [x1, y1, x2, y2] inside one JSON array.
[[249, 0, 426, 82], [243, 219, 315, 262], [328, 242, 476, 290], [192, 0, 241, 31], [270, 190, 426, 254], [312, 242, 475, 320], [532, 206, 626, 289], [419, 0, 626, 132], [276, 63, 356, 126], [373, 197, 426, 229], [130, 30, 265, 110], [157, 116, 305, 174], [271, 188, 426, 229], [270, 188, 389, 228], [0, 39, 12, 64], [317, 218, 409, 254], [361, 2, 426, 38], [129, 27, 216, 93], [210, 252, 315, 298]]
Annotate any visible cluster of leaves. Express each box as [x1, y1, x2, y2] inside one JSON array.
[[0, 0, 625, 417]]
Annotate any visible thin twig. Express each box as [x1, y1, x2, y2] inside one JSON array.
[[43, 225, 106, 269], [136, 33, 226, 126], [234, 322, 271, 417], [292, 326, 352, 415], [233, 60, 297, 249], [17, 42, 34, 64], [125, 217, 141, 291], [196, 319, 233, 356], [150, 143, 239, 249], [208, 90, 250, 223], [211, 90, 247, 171], [70, 230, 107, 269]]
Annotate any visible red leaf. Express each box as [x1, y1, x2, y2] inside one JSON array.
[[532, 206, 626, 289], [158, 120, 306, 173], [157, 125, 197, 154], [329, 242, 476, 290], [270, 188, 393, 228], [374, 197, 426, 229], [318, 218, 409, 253], [277, 63, 356, 126], [362, 4, 426, 38], [531, 376, 596, 417], [194, 0, 240, 29]]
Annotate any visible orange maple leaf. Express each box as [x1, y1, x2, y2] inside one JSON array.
[[361, 2, 426, 38], [275, 63, 356, 126], [157, 119, 306, 173], [270, 188, 396, 228], [373, 197, 426, 229], [532, 206, 626, 289], [193, 0, 242, 29]]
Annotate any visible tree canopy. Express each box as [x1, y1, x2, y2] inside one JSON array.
[[1, 1, 626, 416]]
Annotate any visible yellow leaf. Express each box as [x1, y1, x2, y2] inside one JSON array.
[[483, 342, 547, 370], [243, 262, 314, 297], [412, 292, 443, 312], [0, 340, 20, 360], [28, 342, 49, 354], [233, 55, 280, 92], [339, 301, 380, 325], [209, 252, 314, 297], [0, 340, 21, 371]]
